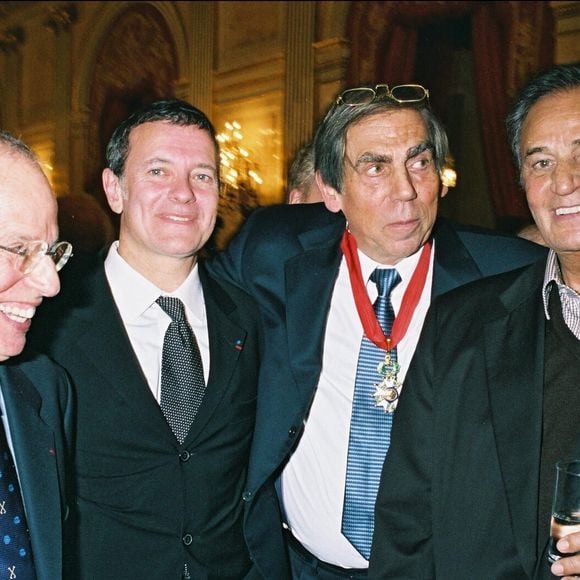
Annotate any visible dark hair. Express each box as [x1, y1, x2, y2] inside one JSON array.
[[105, 98, 219, 180], [506, 62, 580, 174], [287, 143, 316, 201], [312, 89, 449, 193], [0, 129, 39, 163]]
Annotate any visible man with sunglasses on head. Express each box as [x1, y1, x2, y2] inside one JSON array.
[[369, 62, 580, 580], [0, 130, 73, 579], [208, 84, 547, 578]]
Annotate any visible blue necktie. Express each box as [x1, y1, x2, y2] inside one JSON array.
[[0, 417, 36, 579], [342, 267, 401, 559], [157, 297, 206, 445]]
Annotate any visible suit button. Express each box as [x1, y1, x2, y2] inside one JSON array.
[[242, 491, 252, 502], [179, 450, 191, 462], [288, 426, 297, 437], [182, 533, 193, 546]]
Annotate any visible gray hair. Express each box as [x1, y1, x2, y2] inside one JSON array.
[[313, 93, 449, 193], [287, 143, 316, 201]]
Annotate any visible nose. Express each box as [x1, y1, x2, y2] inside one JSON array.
[[169, 175, 196, 203], [390, 165, 418, 201], [27, 256, 61, 298], [552, 158, 580, 196]]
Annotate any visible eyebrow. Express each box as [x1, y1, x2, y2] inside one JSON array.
[[406, 141, 434, 162], [525, 138, 580, 159], [524, 146, 547, 159], [194, 163, 218, 173], [347, 140, 435, 169], [354, 152, 390, 167], [144, 158, 217, 172]]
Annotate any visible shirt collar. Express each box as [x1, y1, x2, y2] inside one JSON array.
[[543, 249, 562, 320], [358, 244, 425, 289], [104, 242, 205, 323]]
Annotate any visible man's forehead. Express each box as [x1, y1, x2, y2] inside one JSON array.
[[345, 109, 429, 152], [349, 107, 426, 132], [523, 89, 580, 140]]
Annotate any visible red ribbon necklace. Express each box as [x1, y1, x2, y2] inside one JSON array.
[[340, 229, 432, 352]]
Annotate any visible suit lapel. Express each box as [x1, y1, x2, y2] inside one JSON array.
[[0, 365, 61, 579], [432, 219, 483, 296], [484, 264, 545, 576], [183, 267, 249, 444], [64, 265, 171, 436], [285, 221, 344, 401]]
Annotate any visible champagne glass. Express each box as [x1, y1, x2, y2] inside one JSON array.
[[548, 459, 580, 563]]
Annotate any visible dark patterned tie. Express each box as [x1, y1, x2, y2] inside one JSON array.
[[157, 297, 206, 444], [342, 268, 401, 559], [0, 416, 36, 579]]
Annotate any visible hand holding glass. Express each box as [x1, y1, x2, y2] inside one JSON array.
[[548, 460, 580, 563]]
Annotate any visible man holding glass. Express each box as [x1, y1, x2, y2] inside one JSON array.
[[209, 83, 545, 578], [369, 62, 580, 579]]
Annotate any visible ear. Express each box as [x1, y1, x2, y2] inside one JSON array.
[[440, 184, 449, 199], [288, 188, 304, 205], [316, 171, 342, 214], [102, 168, 124, 215]]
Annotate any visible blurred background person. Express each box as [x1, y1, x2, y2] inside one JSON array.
[[57, 193, 114, 256], [286, 142, 323, 204]]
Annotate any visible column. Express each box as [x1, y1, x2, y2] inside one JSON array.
[[45, 4, 78, 196], [284, 1, 316, 164]]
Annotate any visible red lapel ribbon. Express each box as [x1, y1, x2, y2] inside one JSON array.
[[340, 230, 432, 351]]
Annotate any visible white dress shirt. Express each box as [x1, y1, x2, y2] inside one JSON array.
[[280, 242, 435, 568], [104, 242, 210, 401]]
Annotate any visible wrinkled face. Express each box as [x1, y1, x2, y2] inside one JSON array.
[[521, 89, 580, 256], [0, 150, 60, 361], [103, 121, 219, 274], [321, 109, 447, 265]]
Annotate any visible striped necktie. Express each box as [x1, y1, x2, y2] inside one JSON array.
[[342, 267, 401, 559]]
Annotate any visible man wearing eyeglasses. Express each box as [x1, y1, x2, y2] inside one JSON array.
[[0, 130, 73, 579], [208, 84, 547, 578]]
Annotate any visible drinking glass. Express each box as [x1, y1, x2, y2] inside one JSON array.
[[548, 459, 580, 563]]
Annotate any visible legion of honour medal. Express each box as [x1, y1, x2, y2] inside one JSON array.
[[373, 350, 401, 413]]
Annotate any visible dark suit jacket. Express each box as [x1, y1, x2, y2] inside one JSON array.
[[1, 355, 72, 580], [368, 259, 555, 579], [207, 202, 547, 579], [26, 253, 262, 579]]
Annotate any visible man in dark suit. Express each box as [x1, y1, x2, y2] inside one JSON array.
[[27, 100, 262, 579], [208, 84, 547, 578], [0, 130, 73, 579], [369, 63, 580, 579]]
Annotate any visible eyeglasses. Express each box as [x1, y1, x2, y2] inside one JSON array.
[[0, 240, 73, 275], [336, 84, 429, 106]]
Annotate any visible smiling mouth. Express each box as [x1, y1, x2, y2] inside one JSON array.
[[166, 215, 193, 222], [555, 206, 580, 216], [0, 305, 35, 323]]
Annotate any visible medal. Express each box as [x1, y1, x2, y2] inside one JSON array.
[[341, 230, 432, 412], [373, 349, 402, 412]]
